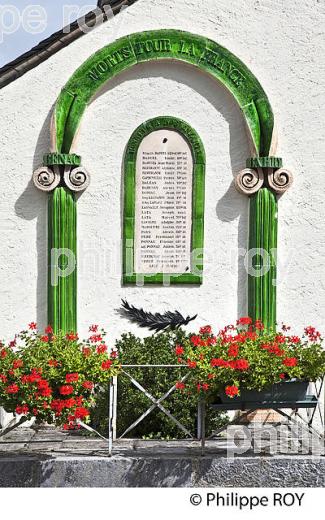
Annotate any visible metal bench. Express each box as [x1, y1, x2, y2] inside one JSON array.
[[198, 394, 323, 453]]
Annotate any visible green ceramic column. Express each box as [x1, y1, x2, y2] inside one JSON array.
[[248, 188, 277, 330], [48, 187, 77, 333]]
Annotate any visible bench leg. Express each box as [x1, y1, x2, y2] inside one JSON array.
[[200, 399, 206, 455]]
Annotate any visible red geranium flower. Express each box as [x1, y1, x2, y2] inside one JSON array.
[[66, 333, 78, 341], [290, 336, 300, 344], [41, 335, 49, 342], [74, 407, 90, 419], [176, 381, 185, 390], [237, 317, 252, 326], [82, 347, 91, 357], [175, 345, 184, 356], [199, 325, 212, 335], [96, 344, 108, 354], [64, 398, 76, 409], [13, 360, 23, 369], [45, 325, 53, 334], [228, 345, 239, 357], [190, 335, 201, 346], [0, 349, 8, 359], [51, 400, 65, 412], [101, 360, 112, 370], [89, 325, 99, 333], [27, 370, 42, 383], [89, 334, 102, 343], [283, 357, 298, 367], [28, 322, 37, 330], [255, 320, 264, 330], [279, 373, 286, 379], [187, 359, 197, 369], [304, 326, 321, 342], [16, 404, 29, 415], [59, 385, 74, 396], [210, 358, 228, 368], [82, 381, 94, 390], [6, 384, 19, 394], [110, 350, 118, 359], [39, 387, 52, 397], [225, 385, 239, 397], [234, 359, 250, 371], [282, 323, 291, 332], [37, 379, 50, 390], [0, 374, 8, 383], [48, 359, 58, 367], [65, 373, 79, 383]]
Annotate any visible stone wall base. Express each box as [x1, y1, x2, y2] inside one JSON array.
[[0, 455, 324, 487]]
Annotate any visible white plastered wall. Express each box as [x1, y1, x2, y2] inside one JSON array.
[[0, 0, 324, 347]]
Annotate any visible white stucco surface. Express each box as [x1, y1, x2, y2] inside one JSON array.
[[0, 0, 324, 344]]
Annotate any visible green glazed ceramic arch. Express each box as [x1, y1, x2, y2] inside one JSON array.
[[53, 29, 275, 156], [48, 29, 278, 333]]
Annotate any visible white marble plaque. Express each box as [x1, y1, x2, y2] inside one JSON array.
[[134, 129, 193, 274]]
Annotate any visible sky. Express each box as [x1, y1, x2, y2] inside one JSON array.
[[0, 1, 97, 67]]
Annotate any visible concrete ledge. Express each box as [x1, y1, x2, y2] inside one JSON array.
[[0, 455, 324, 487]]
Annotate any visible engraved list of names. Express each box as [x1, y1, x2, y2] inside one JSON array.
[[134, 129, 193, 274]]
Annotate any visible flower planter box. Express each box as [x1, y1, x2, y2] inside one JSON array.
[[219, 380, 309, 404]]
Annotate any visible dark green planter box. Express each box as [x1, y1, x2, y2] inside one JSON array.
[[219, 380, 309, 404]]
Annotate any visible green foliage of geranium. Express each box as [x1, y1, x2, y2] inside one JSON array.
[[0, 324, 120, 429]]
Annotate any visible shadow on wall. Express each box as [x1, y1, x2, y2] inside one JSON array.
[[14, 59, 250, 329], [14, 108, 54, 331]]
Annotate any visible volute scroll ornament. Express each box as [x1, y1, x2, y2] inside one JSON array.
[[33, 154, 90, 193], [32, 166, 61, 192], [267, 167, 294, 194], [234, 167, 264, 195], [235, 157, 293, 196], [63, 166, 91, 192]]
